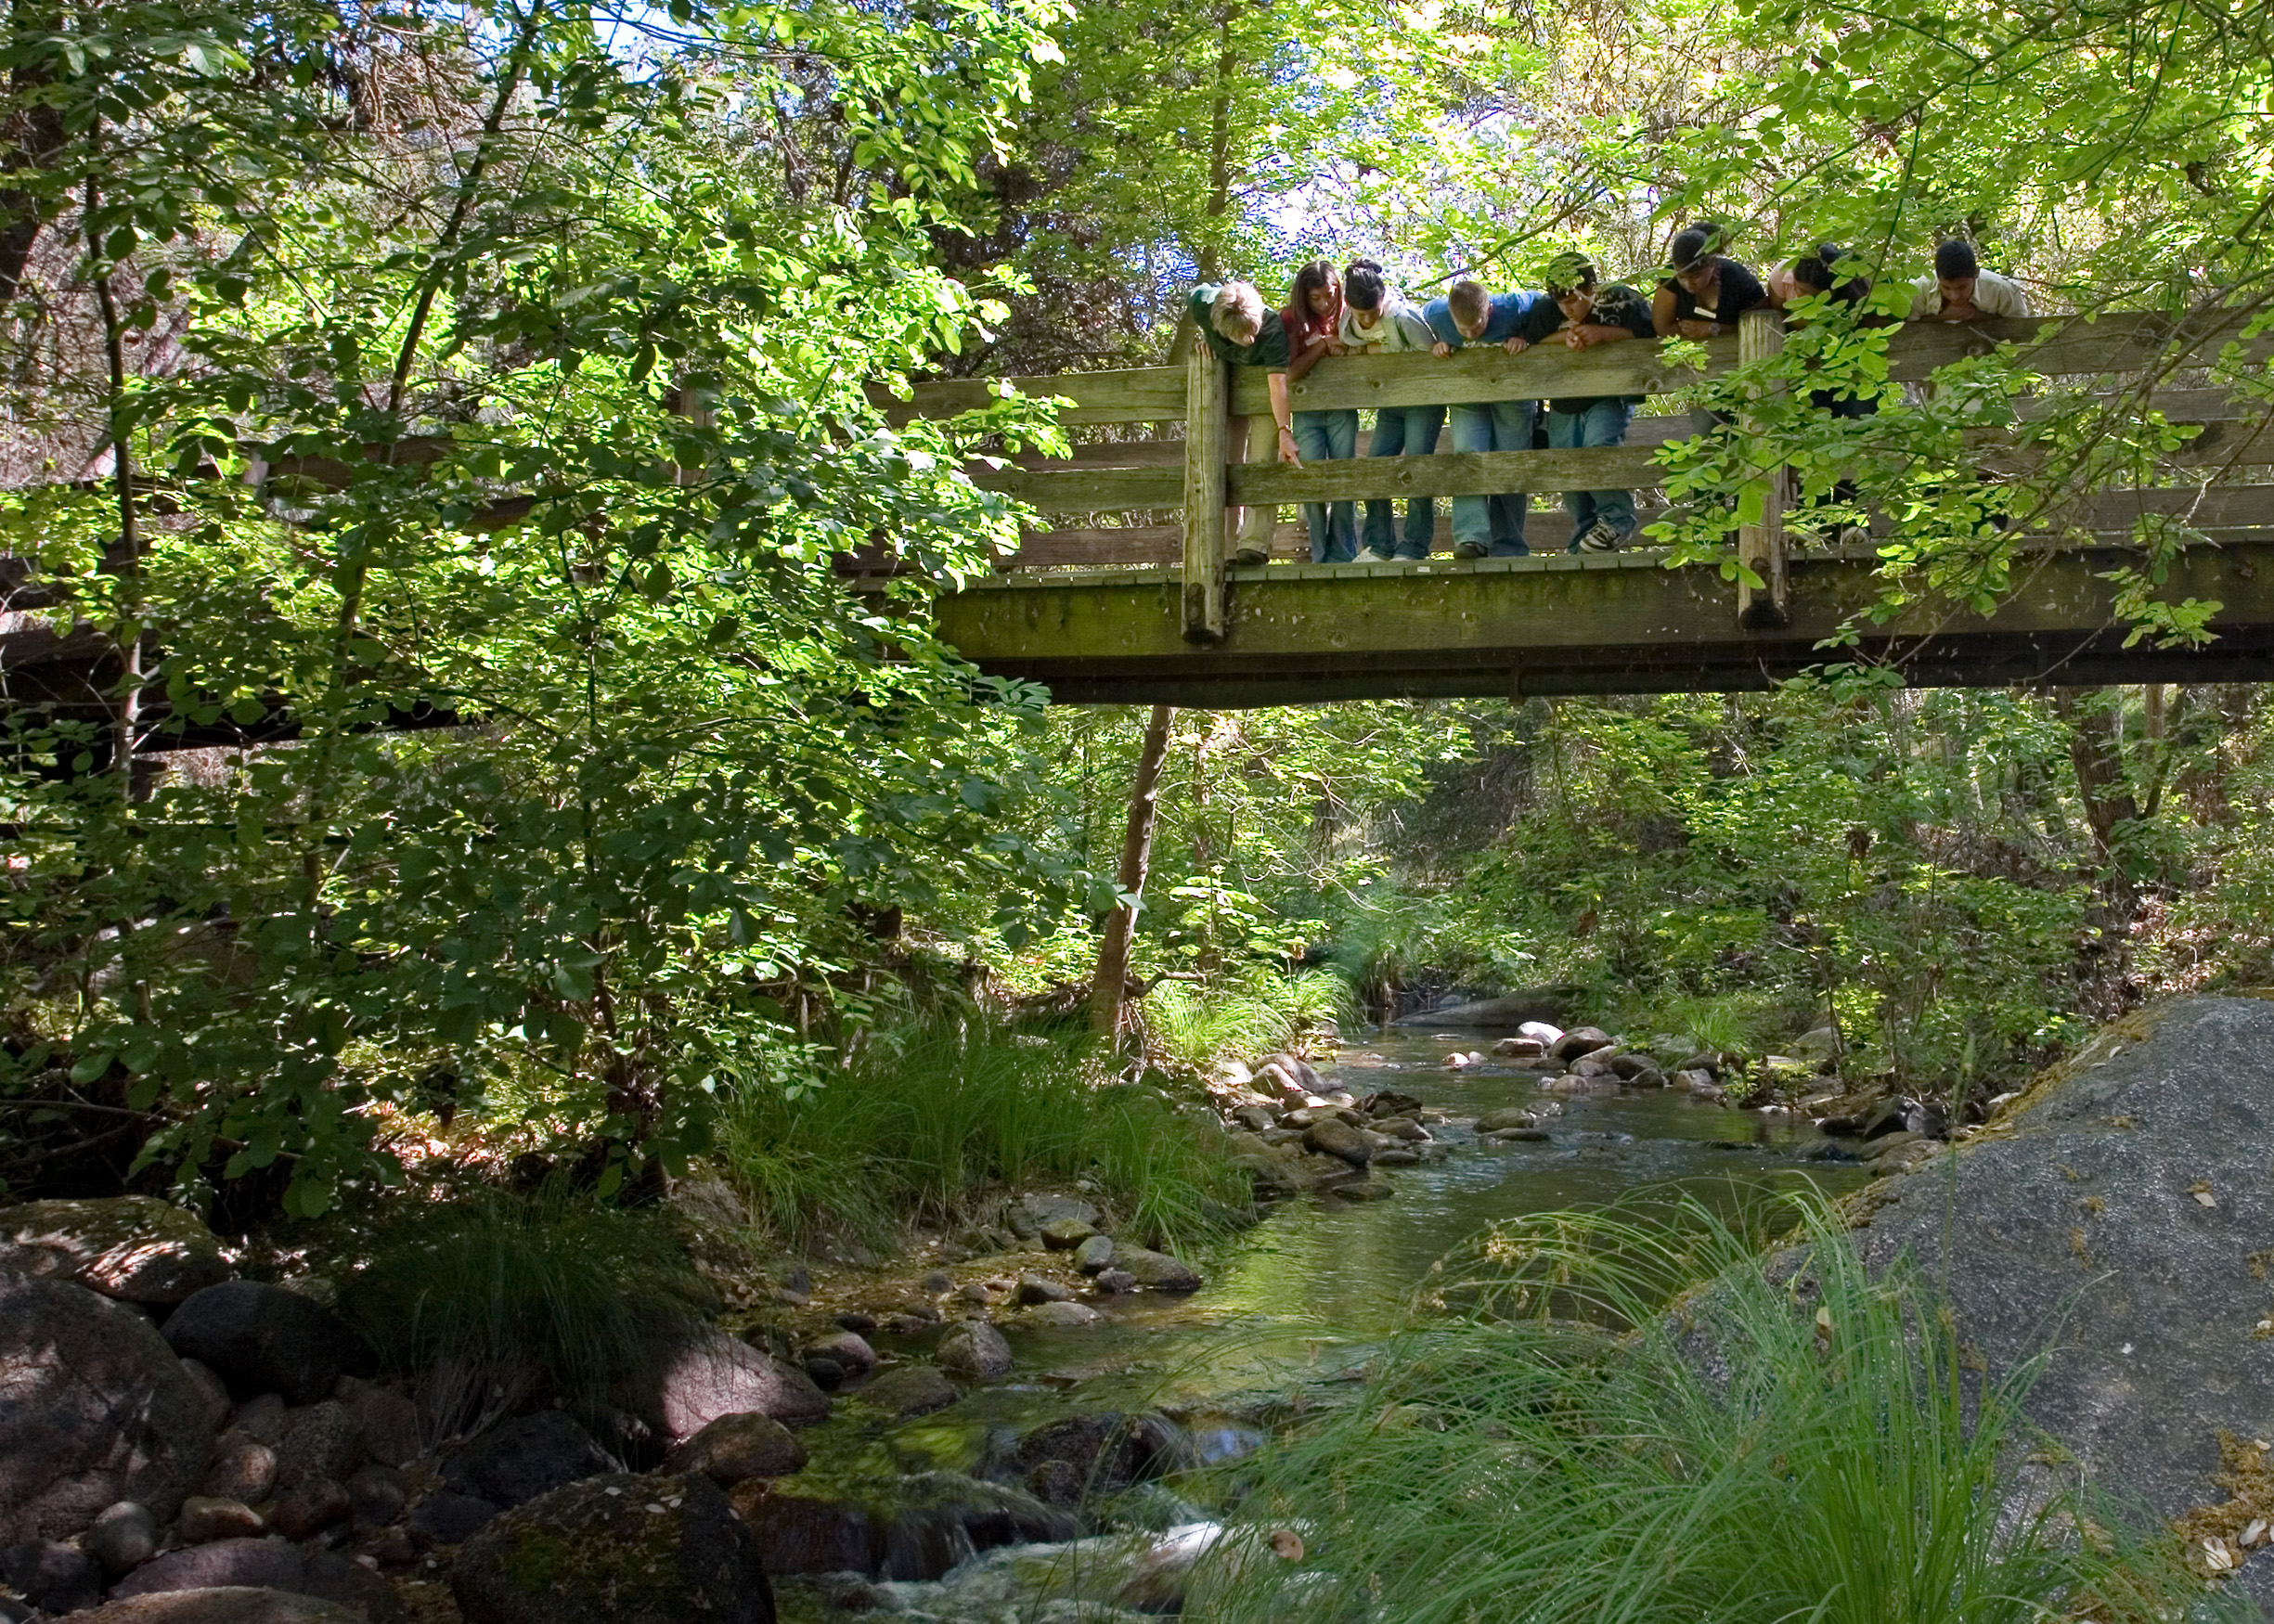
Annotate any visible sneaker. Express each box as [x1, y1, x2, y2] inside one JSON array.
[[1350, 548, 1395, 564], [1228, 546, 1269, 566], [1452, 540, 1489, 560], [1571, 521, 1624, 553]]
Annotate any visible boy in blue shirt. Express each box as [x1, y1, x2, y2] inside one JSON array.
[[1421, 277, 1551, 557]]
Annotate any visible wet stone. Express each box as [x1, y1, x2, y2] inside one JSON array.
[[177, 1496, 267, 1543], [1014, 1275, 1072, 1306], [1072, 1235, 1115, 1275]]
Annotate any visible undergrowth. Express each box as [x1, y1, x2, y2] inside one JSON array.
[[1141, 967, 1352, 1076], [712, 1018, 1248, 1252], [1195, 1192, 2236, 1624], [338, 1189, 711, 1437]]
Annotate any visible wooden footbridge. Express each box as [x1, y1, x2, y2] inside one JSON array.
[[866, 309, 2274, 706]]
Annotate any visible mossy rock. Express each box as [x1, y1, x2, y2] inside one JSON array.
[[451, 1471, 772, 1624], [0, 1196, 232, 1304]]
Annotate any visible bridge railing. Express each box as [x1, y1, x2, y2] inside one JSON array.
[[867, 308, 2274, 643]]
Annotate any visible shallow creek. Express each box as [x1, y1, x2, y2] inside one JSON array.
[[777, 1031, 1868, 1620]]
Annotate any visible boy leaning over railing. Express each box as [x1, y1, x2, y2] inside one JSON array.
[[1534, 250, 1657, 554]]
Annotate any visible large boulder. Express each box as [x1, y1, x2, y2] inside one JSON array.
[[730, 1470, 1076, 1581], [71, 1591, 368, 1624], [161, 1284, 372, 1404], [662, 1412, 808, 1484], [627, 1333, 829, 1442], [110, 1537, 304, 1599], [451, 1472, 772, 1624], [1114, 1247, 1202, 1293], [1390, 988, 1583, 1030], [0, 1277, 215, 1541], [0, 1197, 233, 1305], [935, 1322, 1013, 1381], [444, 1412, 612, 1510], [1853, 998, 2274, 1531]]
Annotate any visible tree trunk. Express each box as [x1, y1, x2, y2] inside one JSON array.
[[1090, 703, 1175, 1038], [2052, 688, 2140, 998]]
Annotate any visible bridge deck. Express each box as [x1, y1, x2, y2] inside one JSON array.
[[936, 539, 2274, 706]]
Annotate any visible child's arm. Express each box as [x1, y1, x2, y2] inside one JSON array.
[[1565, 322, 1638, 350], [1267, 372, 1300, 464], [1650, 283, 1679, 337]]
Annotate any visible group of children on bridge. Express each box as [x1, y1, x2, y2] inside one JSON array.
[[1187, 227, 2034, 565]]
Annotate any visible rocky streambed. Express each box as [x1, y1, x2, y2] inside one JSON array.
[[0, 1021, 2002, 1624]]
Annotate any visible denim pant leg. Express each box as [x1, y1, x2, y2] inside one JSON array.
[[1363, 407, 1406, 556], [1547, 409, 1596, 539], [1294, 409, 1359, 563], [1581, 399, 1636, 539], [1396, 405, 1444, 558], [1486, 399, 1536, 556], [1447, 404, 1493, 551]]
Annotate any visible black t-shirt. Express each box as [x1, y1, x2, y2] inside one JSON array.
[[1659, 259, 1768, 329], [1529, 283, 1658, 414]]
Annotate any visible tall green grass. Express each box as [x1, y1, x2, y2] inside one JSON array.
[[1142, 967, 1353, 1076], [338, 1190, 711, 1436], [1193, 1192, 2232, 1624], [712, 1020, 1247, 1251]]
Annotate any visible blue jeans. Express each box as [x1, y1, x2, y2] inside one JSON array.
[[1292, 408, 1359, 563], [1448, 399, 1536, 555], [1363, 404, 1446, 559], [1546, 400, 1637, 546]]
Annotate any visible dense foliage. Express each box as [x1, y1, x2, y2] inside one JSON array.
[[2, 0, 2271, 1217]]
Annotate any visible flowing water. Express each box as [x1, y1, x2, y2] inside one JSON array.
[[779, 1030, 1869, 1620]]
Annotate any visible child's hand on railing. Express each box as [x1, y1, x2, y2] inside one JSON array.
[[1431, 342, 1454, 358], [1504, 336, 1531, 354]]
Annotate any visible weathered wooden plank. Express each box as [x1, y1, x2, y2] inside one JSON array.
[[974, 464, 1185, 509], [1229, 446, 1663, 505], [932, 535, 2274, 706], [1737, 309, 1789, 629], [889, 368, 1185, 427], [1182, 344, 1229, 642]]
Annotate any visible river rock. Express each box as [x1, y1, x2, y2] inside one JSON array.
[[71, 1591, 368, 1624], [1373, 1116, 1428, 1141], [0, 1277, 216, 1542], [631, 1332, 830, 1438], [162, 1284, 371, 1405], [1372, 1148, 1421, 1166], [1229, 1103, 1279, 1132], [665, 1412, 808, 1484], [730, 1470, 1074, 1581], [1673, 1068, 1718, 1092], [334, 1378, 420, 1470], [1025, 1300, 1103, 1328], [1550, 1026, 1615, 1063], [0, 1197, 234, 1305], [452, 1472, 772, 1624], [85, 1500, 160, 1575], [1303, 1117, 1370, 1167], [229, 1396, 288, 1448], [1850, 996, 2274, 1535], [111, 1538, 304, 1600], [1492, 1036, 1546, 1058], [1014, 1274, 1072, 1306], [201, 1432, 278, 1504], [1005, 1194, 1100, 1243], [854, 1367, 961, 1419], [1363, 1090, 1424, 1119], [936, 1322, 1013, 1381], [344, 1464, 406, 1528], [1475, 1107, 1540, 1133], [1072, 1235, 1115, 1275], [1255, 1053, 1324, 1094], [275, 1401, 364, 1491], [178, 1496, 267, 1542], [1038, 1216, 1096, 1250], [1113, 1248, 1201, 1292], [406, 1490, 501, 1549], [1092, 1269, 1137, 1295], [2, 1539, 103, 1614], [445, 1412, 613, 1510], [267, 1478, 350, 1540], [1012, 1412, 1186, 1507], [1518, 1020, 1565, 1045], [806, 1331, 877, 1373], [1390, 989, 1580, 1030]]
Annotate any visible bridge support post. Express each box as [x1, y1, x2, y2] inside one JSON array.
[[1736, 307, 1789, 630], [1181, 342, 1228, 644]]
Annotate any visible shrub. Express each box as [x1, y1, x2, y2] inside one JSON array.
[[338, 1191, 711, 1436], [1194, 1192, 2232, 1624], [712, 1018, 1247, 1250]]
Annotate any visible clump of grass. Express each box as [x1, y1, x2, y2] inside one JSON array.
[[1194, 1192, 2231, 1624], [712, 1019, 1247, 1252], [1142, 967, 1353, 1076], [1649, 988, 1778, 1056], [338, 1190, 711, 1436]]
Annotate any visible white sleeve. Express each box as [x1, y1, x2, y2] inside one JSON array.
[[1979, 271, 2034, 317], [1906, 274, 1938, 320]]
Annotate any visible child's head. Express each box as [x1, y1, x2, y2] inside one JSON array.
[[1933, 239, 1982, 306], [1290, 258, 1342, 320], [1670, 226, 1721, 293], [1544, 251, 1597, 323], [1344, 258, 1387, 315], [1791, 241, 1867, 304], [1447, 278, 1492, 340], [1209, 282, 1266, 345]]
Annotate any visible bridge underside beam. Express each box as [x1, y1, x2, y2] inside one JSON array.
[[937, 540, 2274, 706]]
